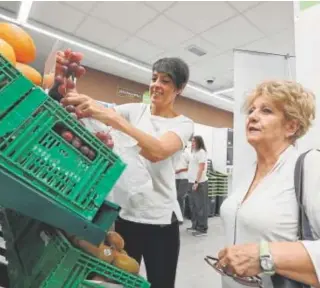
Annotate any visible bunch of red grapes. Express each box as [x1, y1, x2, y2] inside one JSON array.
[[54, 48, 85, 96], [60, 128, 96, 160], [52, 49, 114, 154]]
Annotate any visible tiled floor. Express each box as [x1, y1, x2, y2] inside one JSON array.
[[140, 217, 225, 288]]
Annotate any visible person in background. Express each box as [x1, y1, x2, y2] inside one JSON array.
[[187, 135, 209, 237], [218, 80, 319, 288], [175, 146, 190, 222], [62, 57, 194, 288]]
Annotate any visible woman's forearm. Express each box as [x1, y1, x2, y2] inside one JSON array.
[[270, 242, 320, 287], [105, 113, 173, 162], [176, 168, 188, 174], [195, 163, 205, 182], [93, 107, 182, 162]]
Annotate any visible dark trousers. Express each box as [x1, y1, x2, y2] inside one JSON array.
[[115, 217, 180, 288], [188, 181, 209, 232], [175, 179, 188, 216]]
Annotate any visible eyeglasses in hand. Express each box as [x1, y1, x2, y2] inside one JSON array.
[[204, 256, 263, 288]]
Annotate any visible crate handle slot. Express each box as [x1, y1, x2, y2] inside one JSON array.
[[0, 78, 8, 90], [84, 272, 121, 286]]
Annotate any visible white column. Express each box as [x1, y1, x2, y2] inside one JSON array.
[[294, 2, 320, 152], [232, 49, 295, 193]]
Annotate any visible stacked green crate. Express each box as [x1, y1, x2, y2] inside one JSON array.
[[1, 210, 150, 288], [0, 52, 151, 287], [0, 54, 126, 222], [207, 164, 228, 216], [207, 170, 228, 197]]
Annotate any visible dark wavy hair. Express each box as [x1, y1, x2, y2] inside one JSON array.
[[192, 135, 206, 152], [152, 57, 189, 92]]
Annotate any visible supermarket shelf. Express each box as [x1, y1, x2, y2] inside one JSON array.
[[0, 168, 119, 245], [207, 170, 228, 197]]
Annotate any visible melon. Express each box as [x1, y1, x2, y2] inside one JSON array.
[[0, 22, 36, 64], [0, 39, 16, 65], [113, 253, 140, 274], [105, 231, 125, 251], [16, 63, 42, 85]]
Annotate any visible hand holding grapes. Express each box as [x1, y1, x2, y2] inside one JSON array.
[[54, 48, 86, 97], [56, 48, 115, 150], [61, 92, 124, 132]]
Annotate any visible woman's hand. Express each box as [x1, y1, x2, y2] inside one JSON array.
[[62, 92, 123, 130], [218, 243, 261, 277], [62, 92, 99, 118], [192, 183, 198, 191]]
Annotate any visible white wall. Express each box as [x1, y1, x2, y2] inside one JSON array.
[[212, 127, 228, 174], [294, 3, 320, 152], [233, 50, 295, 193], [194, 123, 213, 159]]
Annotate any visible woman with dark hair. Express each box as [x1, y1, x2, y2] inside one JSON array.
[[175, 145, 190, 221], [187, 135, 209, 237], [62, 57, 194, 288]]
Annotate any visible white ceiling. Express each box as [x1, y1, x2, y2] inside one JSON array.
[[0, 1, 295, 112]]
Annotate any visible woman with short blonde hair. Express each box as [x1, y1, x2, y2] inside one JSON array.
[[243, 80, 315, 142], [214, 80, 320, 288]]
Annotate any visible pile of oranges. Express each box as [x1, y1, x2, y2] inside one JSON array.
[[0, 22, 42, 85]]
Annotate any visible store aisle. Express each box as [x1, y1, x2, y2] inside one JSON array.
[[140, 217, 225, 288]]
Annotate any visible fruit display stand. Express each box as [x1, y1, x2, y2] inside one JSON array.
[[0, 25, 150, 287], [0, 209, 150, 288], [0, 53, 126, 244]]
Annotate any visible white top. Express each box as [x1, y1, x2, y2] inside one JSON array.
[[220, 146, 320, 288], [188, 149, 208, 183], [175, 149, 190, 180], [111, 103, 194, 225]]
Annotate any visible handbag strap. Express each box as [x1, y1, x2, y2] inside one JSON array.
[[271, 151, 320, 288], [294, 150, 316, 241]]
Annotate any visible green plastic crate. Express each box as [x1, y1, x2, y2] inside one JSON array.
[[0, 87, 48, 138], [0, 55, 126, 221], [0, 95, 126, 220], [2, 200, 120, 246], [0, 54, 34, 116], [1, 211, 150, 288], [0, 167, 121, 244]]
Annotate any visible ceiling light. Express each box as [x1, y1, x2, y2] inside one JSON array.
[[6, 6, 151, 73], [17, 0, 33, 24], [213, 87, 234, 95], [187, 83, 233, 103], [0, 13, 234, 105], [0, 13, 19, 24], [24, 21, 151, 73]]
